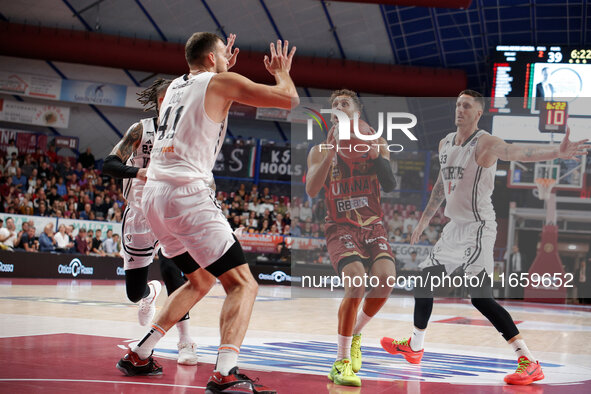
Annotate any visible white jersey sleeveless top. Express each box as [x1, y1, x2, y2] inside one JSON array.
[[148, 72, 227, 185], [439, 130, 496, 223], [123, 117, 156, 210]]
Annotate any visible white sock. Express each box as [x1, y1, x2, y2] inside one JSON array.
[[353, 310, 373, 335], [215, 344, 240, 376], [132, 323, 166, 359], [176, 319, 192, 344], [511, 339, 536, 362], [337, 334, 353, 360], [410, 327, 425, 351]]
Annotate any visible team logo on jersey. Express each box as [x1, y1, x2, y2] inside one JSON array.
[[127, 235, 132, 242]]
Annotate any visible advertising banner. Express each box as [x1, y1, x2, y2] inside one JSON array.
[[60, 80, 127, 107], [0, 71, 62, 99], [258, 145, 304, 182], [0, 99, 70, 128], [213, 143, 256, 178]]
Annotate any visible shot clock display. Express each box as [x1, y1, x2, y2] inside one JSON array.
[[538, 101, 568, 133]]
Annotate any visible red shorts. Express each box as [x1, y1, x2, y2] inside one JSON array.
[[325, 222, 394, 274]]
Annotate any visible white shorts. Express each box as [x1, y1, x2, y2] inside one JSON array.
[[121, 206, 158, 270], [419, 220, 496, 277], [142, 181, 236, 269]]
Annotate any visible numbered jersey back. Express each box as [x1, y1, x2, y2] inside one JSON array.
[[148, 72, 227, 185], [123, 117, 156, 210]]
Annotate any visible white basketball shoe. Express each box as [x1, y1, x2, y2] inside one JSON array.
[[138, 280, 162, 326]]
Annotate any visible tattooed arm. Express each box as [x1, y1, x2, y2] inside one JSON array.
[[110, 122, 143, 162], [410, 139, 447, 245], [410, 172, 445, 245], [102, 122, 145, 179], [476, 128, 589, 167]]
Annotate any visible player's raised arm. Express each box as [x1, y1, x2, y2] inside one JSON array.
[[102, 122, 146, 180], [305, 127, 336, 198], [210, 40, 299, 109], [477, 127, 589, 166]]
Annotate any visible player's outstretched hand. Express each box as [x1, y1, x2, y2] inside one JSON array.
[[137, 168, 147, 181], [559, 127, 589, 161], [410, 222, 427, 245], [225, 33, 239, 70], [264, 40, 296, 75]]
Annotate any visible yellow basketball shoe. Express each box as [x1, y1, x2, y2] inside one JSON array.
[[350, 334, 362, 372], [328, 359, 361, 387]]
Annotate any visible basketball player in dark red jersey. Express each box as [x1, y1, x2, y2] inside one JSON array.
[[306, 89, 397, 387]]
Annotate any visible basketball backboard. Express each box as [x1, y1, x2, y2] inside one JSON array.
[[508, 152, 586, 191]]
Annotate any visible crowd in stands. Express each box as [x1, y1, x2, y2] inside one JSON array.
[[0, 216, 120, 256], [217, 183, 447, 244], [0, 141, 123, 255], [0, 140, 444, 257], [1, 141, 125, 223]]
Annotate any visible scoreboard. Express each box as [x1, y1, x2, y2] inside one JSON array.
[[489, 45, 591, 142]]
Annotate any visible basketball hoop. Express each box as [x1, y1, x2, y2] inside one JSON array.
[[535, 177, 556, 201]]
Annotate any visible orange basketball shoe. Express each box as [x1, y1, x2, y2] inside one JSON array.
[[380, 337, 424, 364], [504, 356, 544, 385]]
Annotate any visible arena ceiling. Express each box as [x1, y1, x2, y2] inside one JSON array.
[[0, 0, 590, 148]]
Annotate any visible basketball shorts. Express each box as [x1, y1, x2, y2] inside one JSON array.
[[419, 220, 496, 277], [121, 206, 158, 270], [142, 180, 236, 270], [325, 221, 394, 274]]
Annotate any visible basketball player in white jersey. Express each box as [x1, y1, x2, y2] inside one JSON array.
[[104, 79, 212, 365], [116, 32, 297, 394], [381, 90, 588, 385]]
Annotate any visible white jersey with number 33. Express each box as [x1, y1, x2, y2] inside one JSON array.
[[439, 130, 496, 223], [148, 72, 227, 185], [123, 117, 155, 211]]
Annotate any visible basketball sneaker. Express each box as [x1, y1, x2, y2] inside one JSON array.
[[380, 337, 424, 364], [504, 356, 544, 385], [206, 367, 276, 394], [116, 349, 162, 376], [328, 359, 361, 387], [177, 342, 198, 365], [350, 334, 362, 372], [138, 280, 162, 326]]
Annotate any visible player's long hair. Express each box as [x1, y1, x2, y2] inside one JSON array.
[[137, 78, 172, 115]]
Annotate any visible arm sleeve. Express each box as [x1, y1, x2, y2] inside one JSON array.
[[102, 155, 139, 179], [373, 156, 396, 192]]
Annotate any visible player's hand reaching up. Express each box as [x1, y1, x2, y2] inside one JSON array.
[[225, 33, 239, 70], [559, 127, 589, 161], [264, 40, 296, 75]]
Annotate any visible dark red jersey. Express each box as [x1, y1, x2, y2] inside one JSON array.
[[324, 154, 383, 227]]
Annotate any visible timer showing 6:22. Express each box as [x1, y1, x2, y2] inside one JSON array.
[[570, 49, 591, 60], [539, 101, 568, 133]]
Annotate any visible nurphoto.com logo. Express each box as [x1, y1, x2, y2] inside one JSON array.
[[304, 108, 419, 154]]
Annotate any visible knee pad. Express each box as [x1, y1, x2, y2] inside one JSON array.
[[159, 250, 187, 295], [125, 266, 150, 303], [414, 265, 444, 298]]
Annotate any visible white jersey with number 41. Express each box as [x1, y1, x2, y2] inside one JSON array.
[[148, 72, 227, 186]]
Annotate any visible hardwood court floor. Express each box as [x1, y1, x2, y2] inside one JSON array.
[[1, 278, 590, 393]]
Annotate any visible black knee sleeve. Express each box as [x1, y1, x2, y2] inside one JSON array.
[[414, 297, 433, 330], [206, 235, 247, 278], [470, 297, 519, 340], [412, 266, 441, 329], [125, 266, 150, 303], [159, 250, 188, 295]]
